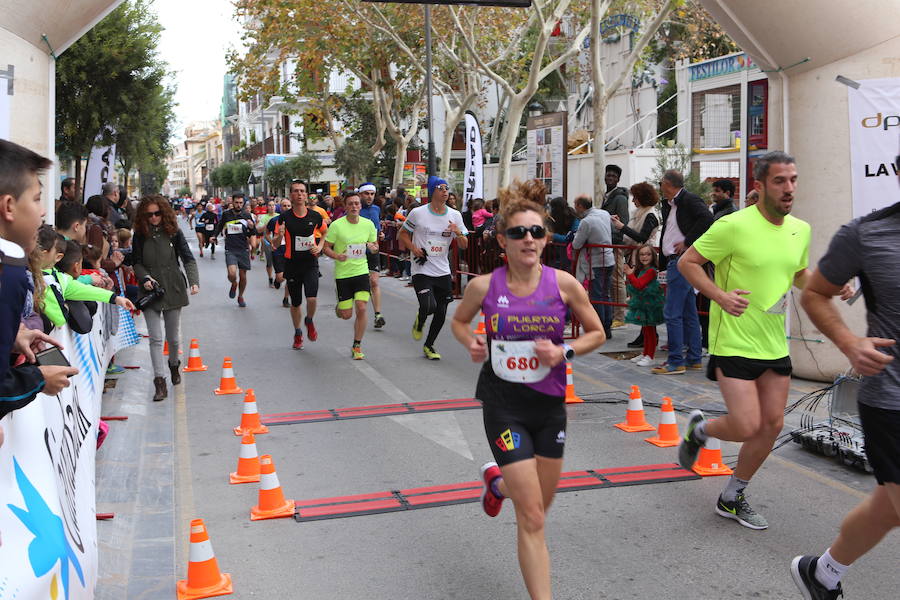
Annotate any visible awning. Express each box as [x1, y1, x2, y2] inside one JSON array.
[[0, 0, 125, 55]]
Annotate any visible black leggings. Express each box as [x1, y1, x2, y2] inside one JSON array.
[[412, 274, 453, 347]]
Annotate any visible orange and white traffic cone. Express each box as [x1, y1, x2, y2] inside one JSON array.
[[250, 455, 294, 520], [233, 389, 269, 436], [692, 437, 734, 476], [214, 357, 243, 395], [163, 340, 183, 356], [473, 311, 486, 335], [183, 339, 208, 373], [614, 385, 656, 432], [564, 362, 583, 404], [645, 396, 680, 447], [230, 433, 261, 484], [176, 518, 233, 600]]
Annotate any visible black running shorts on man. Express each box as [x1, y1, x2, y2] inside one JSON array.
[[412, 274, 454, 313], [706, 355, 792, 382], [279, 208, 325, 305], [336, 274, 371, 306], [857, 403, 900, 485], [477, 366, 567, 467]]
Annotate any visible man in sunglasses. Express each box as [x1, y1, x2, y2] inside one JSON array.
[[399, 176, 468, 360]]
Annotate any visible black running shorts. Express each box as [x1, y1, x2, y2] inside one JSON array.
[[272, 249, 286, 274], [858, 402, 900, 485], [477, 365, 567, 466], [335, 274, 371, 309], [285, 262, 319, 306], [412, 274, 454, 311], [367, 251, 380, 272], [707, 355, 792, 382]]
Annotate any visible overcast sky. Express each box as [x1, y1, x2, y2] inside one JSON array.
[[154, 0, 242, 141]]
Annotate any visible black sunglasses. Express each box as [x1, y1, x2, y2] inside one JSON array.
[[147, 210, 162, 217], [505, 225, 546, 240]]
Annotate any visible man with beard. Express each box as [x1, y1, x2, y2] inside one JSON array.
[[676, 151, 851, 530], [214, 193, 257, 307]]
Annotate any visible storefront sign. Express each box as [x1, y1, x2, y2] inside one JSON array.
[[688, 53, 755, 82], [848, 77, 900, 217]]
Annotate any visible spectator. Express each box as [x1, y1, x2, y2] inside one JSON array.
[[744, 189, 759, 207], [652, 169, 713, 375], [56, 200, 90, 244], [572, 194, 614, 338], [58, 176, 77, 209], [1, 140, 77, 423], [132, 195, 200, 401], [547, 196, 579, 271], [711, 179, 737, 220], [102, 182, 128, 229], [603, 164, 630, 328], [320, 194, 334, 215], [86, 194, 125, 289], [612, 182, 661, 349]]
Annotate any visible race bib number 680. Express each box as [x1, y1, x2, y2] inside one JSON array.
[[491, 340, 550, 383]]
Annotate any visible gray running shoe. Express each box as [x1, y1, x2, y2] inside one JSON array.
[[677, 409, 705, 470], [790, 555, 844, 599], [716, 493, 768, 530]]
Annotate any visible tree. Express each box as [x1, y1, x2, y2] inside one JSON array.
[[230, 161, 253, 193], [116, 77, 177, 189], [285, 152, 324, 183], [265, 161, 293, 197], [56, 0, 172, 199], [334, 140, 374, 187]]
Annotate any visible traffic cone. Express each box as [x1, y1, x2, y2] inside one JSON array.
[[213, 357, 243, 395], [163, 340, 183, 356], [230, 433, 261, 484], [250, 455, 295, 520], [176, 519, 233, 600], [692, 437, 734, 476], [233, 389, 269, 436], [564, 361, 583, 404], [645, 397, 680, 447], [183, 339, 208, 372], [614, 385, 656, 432], [473, 311, 486, 335]]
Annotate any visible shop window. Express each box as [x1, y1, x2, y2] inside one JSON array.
[[691, 85, 740, 149], [748, 79, 768, 149]]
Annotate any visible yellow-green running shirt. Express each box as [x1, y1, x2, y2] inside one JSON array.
[[324, 216, 377, 280]]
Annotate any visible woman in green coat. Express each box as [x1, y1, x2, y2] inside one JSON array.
[[132, 196, 199, 401]]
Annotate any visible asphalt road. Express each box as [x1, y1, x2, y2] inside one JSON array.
[[102, 219, 899, 599]]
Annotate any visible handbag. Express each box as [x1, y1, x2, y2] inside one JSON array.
[[48, 271, 94, 334]]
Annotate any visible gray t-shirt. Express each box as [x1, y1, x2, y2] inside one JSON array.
[[817, 202, 900, 410]]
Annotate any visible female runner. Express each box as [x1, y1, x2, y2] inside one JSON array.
[[451, 180, 605, 600]]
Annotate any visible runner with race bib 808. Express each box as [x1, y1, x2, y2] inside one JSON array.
[[451, 180, 605, 600]]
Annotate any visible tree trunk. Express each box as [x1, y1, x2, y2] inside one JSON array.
[[496, 95, 527, 190], [440, 104, 457, 179], [590, 0, 606, 207], [393, 139, 409, 187]]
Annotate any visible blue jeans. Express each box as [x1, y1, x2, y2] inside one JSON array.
[[590, 266, 613, 336], [663, 256, 702, 367]]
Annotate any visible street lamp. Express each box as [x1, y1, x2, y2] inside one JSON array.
[[528, 101, 545, 117]]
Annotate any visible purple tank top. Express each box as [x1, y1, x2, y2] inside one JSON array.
[[483, 266, 568, 396]]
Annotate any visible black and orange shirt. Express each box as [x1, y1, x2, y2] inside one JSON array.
[[277, 209, 326, 266]]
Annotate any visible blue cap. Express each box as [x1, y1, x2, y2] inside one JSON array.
[[427, 176, 448, 198]]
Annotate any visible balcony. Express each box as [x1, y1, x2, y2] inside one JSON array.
[[236, 136, 275, 162]]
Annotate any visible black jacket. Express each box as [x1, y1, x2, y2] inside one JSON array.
[[659, 188, 713, 269], [602, 187, 630, 244]]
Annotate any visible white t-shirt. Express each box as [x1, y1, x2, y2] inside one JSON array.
[[402, 204, 468, 277]]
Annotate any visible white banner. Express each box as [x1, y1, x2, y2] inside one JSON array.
[[0, 65, 11, 140], [462, 111, 484, 213], [848, 77, 900, 217], [83, 137, 116, 200], [0, 306, 138, 600]]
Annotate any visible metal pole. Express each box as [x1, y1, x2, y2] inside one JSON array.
[[425, 5, 436, 176]]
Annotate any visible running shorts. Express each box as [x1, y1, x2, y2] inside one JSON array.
[[272, 249, 286, 274], [367, 251, 380, 272], [477, 365, 566, 466], [707, 355, 792, 382], [412, 274, 454, 313], [263, 242, 273, 269], [225, 249, 251, 271], [335, 274, 371, 310], [285, 262, 319, 306], [858, 402, 900, 485]]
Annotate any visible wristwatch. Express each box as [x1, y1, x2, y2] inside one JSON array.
[[562, 344, 575, 360]]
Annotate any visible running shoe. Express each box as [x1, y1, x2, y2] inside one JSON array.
[[715, 493, 769, 530], [374, 313, 386, 329], [199, 250, 203, 257], [282, 298, 290, 308], [237, 297, 246, 308], [611, 320, 626, 329], [411, 314, 423, 341], [228, 283, 237, 298], [688, 363, 704, 370], [305, 320, 318, 342], [351, 345, 365, 360], [651, 364, 686, 375], [423, 346, 441, 360], [480, 461, 504, 517], [268, 277, 274, 288], [630, 354, 645, 363], [292, 334, 303, 349], [274, 279, 281, 289], [790, 555, 844, 600], [677, 409, 705, 470], [635, 355, 653, 367], [106, 364, 125, 375]]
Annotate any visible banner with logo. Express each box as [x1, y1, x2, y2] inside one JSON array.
[[848, 77, 900, 217], [462, 111, 484, 213], [83, 134, 116, 199], [0, 306, 139, 600]]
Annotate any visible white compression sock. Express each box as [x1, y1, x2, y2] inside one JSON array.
[[815, 548, 849, 590]]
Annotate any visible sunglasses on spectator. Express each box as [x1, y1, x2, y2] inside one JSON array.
[[505, 225, 546, 239], [147, 210, 162, 217]]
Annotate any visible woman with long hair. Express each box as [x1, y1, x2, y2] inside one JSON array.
[[451, 180, 605, 600], [132, 195, 200, 401]]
